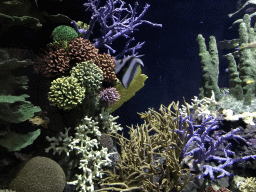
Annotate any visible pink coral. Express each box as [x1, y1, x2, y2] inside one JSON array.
[[99, 87, 120, 105]]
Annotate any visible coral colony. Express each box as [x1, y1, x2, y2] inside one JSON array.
[[2, 0, 256, 192]]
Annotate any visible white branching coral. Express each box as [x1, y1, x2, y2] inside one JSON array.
[[45, 116, 116, 192], [97, 108, 122, 133], [45, 127, 72, 155], [180, 90, 219, 117]]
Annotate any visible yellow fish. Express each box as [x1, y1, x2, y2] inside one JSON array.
[[246, 79, 255, 84]]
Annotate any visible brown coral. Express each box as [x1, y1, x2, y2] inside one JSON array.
[[33, 45, 71, 78], [95, 53, 117, 83], [68, 37, 99, 64]]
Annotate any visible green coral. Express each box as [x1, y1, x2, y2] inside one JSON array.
[[239, 177, 256, 192], [70, 60, 103, 92], [197, 34, 221, 101], [51, 25, 78, 50], [0, 129, 41, 151], [48, 76, 86, 110], [107, 65, 148, 113], [0, 54, 41, 123]]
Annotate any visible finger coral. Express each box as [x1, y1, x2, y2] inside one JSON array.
[[48, 76, 86, 110], [70, 60, 103, 93]]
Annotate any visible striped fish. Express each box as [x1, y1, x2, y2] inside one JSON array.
[[115, 56, 144, 89]]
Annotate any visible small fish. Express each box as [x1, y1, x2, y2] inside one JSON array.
[[3, 0, 22, 5], [246, 79, 255, 84], [115, 56, 144, 89], [239, 41, 256, 50]]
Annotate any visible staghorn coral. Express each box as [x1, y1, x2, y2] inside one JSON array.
[[33, 45, 71, 78], [99, 102, 192, 192], [68, 37, 99, 64], [70, 60, 103, 93], [99, 87, 120, 106], [95, 53, 117, 83], [48, 76, 86, 110], [8, 156, 66, 192], [80, 0, 162, 58]]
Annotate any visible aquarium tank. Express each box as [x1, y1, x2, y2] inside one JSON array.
[[1, 0, 256, 191]]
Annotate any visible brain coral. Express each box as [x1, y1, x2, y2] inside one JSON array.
[[70, 60, 103, 92], [8, 156, 66, 192], [48, 76, 86, 110]]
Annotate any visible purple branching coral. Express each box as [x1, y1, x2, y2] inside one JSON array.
[[176, 114, 256, 181], [100, 87, 120, 105], [71, 0, 162, 59]]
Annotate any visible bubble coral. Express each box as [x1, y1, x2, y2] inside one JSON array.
[[48, 76, 86, 110], [95, 53, 117, 83], [70, 60, 103, 92], [68, 37, 99, 64], [99, 87, 120, 105]]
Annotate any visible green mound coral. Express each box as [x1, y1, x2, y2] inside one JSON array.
[[8, 156, 66, 192], [51, 25, 78, 50], [48, 76, 86, 110], [107, 66, 148, 113], [70, 60, 103, 92], [100, 102, 192, 192]]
